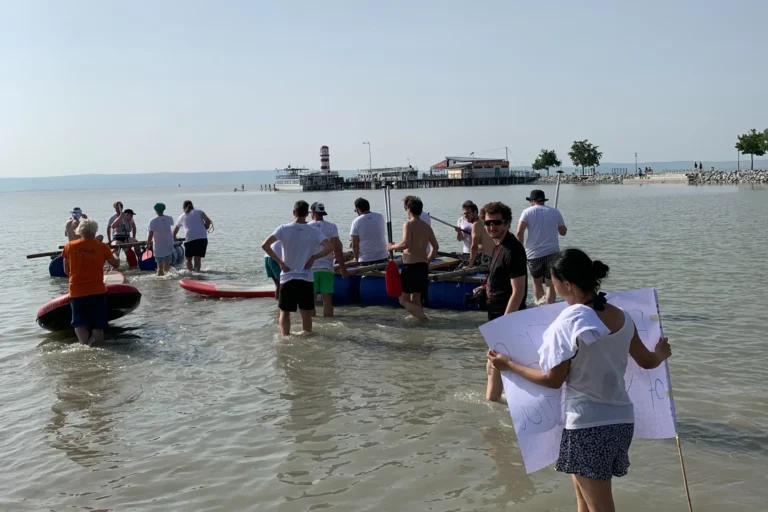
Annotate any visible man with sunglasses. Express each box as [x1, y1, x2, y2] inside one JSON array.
[[481, 201, 528, 402]]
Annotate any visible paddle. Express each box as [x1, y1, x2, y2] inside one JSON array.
[[26, 250, 62, 259], [430, 215, 471, 234], [554, 170, 564, 208], [383, 184, 402, 298]]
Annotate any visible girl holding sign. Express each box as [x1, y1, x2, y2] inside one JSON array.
[[488, 249, 672, 512]]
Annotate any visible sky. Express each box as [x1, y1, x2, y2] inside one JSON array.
[[1, 0, 766, 178]]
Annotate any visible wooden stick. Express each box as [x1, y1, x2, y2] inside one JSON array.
[[340, 261, 390, 275], [653, 289, 694, 511], [26, 250, 61, 259], [430, 266, 481, 281], [431, 215, 471, 234], [676, 435, 694, 512]]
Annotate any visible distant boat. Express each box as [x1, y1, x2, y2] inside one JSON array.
[[274, 165, 342, 192]]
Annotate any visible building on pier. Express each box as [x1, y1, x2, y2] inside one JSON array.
[[430, 157, 511, 180]]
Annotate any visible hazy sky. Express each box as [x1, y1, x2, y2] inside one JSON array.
[[1, 1, 766, 178]]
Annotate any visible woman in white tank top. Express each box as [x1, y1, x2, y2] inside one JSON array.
[[487, 249, 672, 511]]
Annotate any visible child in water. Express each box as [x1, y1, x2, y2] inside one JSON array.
[[487, 248, 672, 511]]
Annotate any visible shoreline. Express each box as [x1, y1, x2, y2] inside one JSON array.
[[535, 169, 768, 185]]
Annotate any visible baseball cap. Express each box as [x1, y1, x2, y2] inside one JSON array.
[[123, 208, 136, 215], [526, 190, 548, 202], [154, 203, 166, 212], [310, 202, 327, 215]]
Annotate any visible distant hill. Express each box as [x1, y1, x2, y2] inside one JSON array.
[[2, 160, 766, 192], [0, 169, 360, 192]]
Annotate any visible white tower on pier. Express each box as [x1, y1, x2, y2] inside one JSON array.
[[320, 145, 330, 173]]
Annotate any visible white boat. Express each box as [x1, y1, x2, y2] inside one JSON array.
[[274, 165, 342, 192]]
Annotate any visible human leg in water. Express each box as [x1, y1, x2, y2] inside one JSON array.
[[398, 292, 428, 322], [279, 311, 291, 336], [299, 309, 313, 332], [74, 327, 90, 344], [193, 256, 202, 272], [573, 475, 615, 512]]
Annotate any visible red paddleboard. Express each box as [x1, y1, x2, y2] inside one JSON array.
[[179, 279, 275, 298], [103, 271, 126, 284], [385, 259, 402, 297]]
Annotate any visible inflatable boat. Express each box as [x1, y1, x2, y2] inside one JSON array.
[[36, 283, 142, 332], [138, 245, 185, 272]]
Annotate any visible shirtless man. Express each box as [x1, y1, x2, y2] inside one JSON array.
[[469, 207, 496, 269], [65, 207, 102, 242], [388, 197, 438, 322]]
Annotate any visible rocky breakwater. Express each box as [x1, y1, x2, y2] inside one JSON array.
[[535, 173, 626, 185], [688, 169, 768, 185]]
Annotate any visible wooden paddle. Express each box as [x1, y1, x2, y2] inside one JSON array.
[[383, 184, 402, 297], [430, 215, 471, 234], [26, 250, 62, 259]]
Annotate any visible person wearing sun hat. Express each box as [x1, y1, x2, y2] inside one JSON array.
[[146, 202, 175, 276], [516, 189, 568, 305]]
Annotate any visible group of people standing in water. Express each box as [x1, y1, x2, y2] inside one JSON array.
[[259, 188, 673, 511], [60, 188, 674, 510], [60, 200, 214, 345]]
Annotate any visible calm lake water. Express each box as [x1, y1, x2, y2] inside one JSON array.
[[1, 183, 766, 511]]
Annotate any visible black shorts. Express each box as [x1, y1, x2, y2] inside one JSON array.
[[184, 238, 208, 258], [400, 262, 429, 295], [70, 293, 108, 329], [278, 279, 315, 312], [527, 252, 556, 280]]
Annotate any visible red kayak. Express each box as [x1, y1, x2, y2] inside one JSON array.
[[179, 279, 275, 298], [36, 283, 142, 332]]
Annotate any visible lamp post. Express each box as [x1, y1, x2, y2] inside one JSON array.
[[634, 152, 638, 176], [362, 142, 372, 171]]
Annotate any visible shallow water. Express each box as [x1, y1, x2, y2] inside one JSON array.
[[1, 183, 766, 511]]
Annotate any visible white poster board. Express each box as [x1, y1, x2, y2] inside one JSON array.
[[478, 288, 677, 474]]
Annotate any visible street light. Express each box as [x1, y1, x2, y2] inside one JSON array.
[[635, 152, 638, 176], [362, 142, 372, 171]]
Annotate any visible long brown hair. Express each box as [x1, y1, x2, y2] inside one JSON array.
[[183, 200, 194, 213]]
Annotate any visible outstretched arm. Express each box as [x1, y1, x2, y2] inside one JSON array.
[[488, 352, 570, 389]]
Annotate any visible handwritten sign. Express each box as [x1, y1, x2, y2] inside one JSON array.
[[478, 288, 677, 474]]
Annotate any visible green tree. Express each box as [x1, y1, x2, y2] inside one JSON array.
[[735, 129, 768, 170], [532, 149, 562, 176], [568, 140, 603, 175]]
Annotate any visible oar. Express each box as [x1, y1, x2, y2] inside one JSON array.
[[554, 170, 564, 208], [430, 215, 471, 234], [27, 250, 61, 259], [383, 184, 402, 298]]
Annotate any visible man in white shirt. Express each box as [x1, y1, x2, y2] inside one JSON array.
[[146, 203, 175, 276], [455, 200, 477, 259], [262, 200, 333, 336], [308, 202, 348, 318], [516, 189, 567, 305], [350, 197, 388, 264]]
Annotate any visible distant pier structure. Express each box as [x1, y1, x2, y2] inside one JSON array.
[[342, 156, 536, 190]]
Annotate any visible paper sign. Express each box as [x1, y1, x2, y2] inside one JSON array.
[[478, 288, 677, 474]]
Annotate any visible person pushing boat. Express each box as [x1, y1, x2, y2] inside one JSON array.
[[146, 203, 175, 276], [388, 197, 438, 322], [455, 200, 477, 259], [61, 219, 120, 345], [308, 202, 348, 318], [110, 208, 137, 244], [261, 200, 332, 336], [402, 195, 433, 259], [350, 197, 388, 265], [106, 201, 123, 245], [173, 200, 212, 272], [468, 207, 495, 269]]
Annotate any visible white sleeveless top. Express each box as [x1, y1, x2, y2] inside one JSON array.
[[564, 309, 635, 429]]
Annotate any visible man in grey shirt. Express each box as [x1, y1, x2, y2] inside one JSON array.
[[516, 190, 567, 305]]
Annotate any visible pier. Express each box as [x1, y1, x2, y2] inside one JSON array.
[[341, 174, 536, 190]]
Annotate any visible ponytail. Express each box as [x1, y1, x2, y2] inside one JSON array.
[[549, 248, 610, 295]]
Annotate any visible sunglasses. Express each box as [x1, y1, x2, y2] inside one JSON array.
[[484, 219, 505, 227]]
